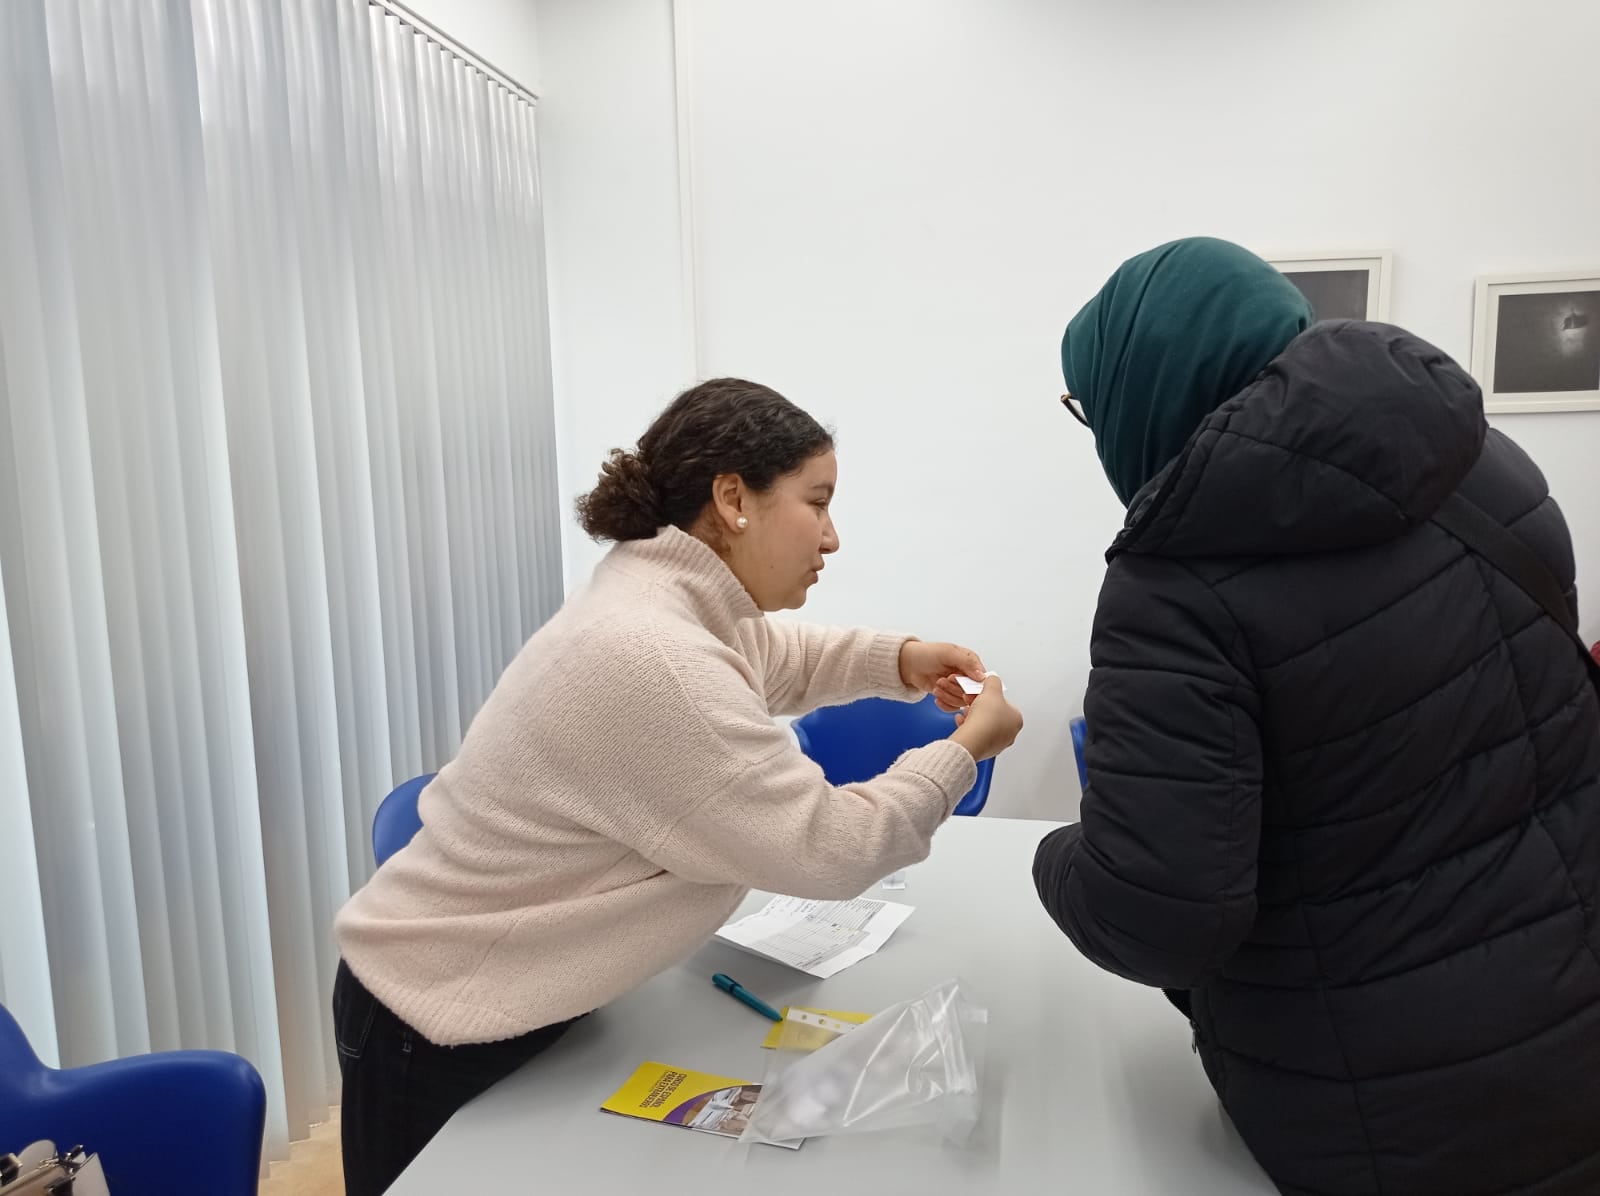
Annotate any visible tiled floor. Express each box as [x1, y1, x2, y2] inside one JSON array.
[[259, 1110, 343, 1196]]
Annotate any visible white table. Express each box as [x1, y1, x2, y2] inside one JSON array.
[[390, 816, 1275, 1194]]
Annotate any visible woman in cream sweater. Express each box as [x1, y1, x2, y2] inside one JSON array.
[[331, 377, 1024, 1194]]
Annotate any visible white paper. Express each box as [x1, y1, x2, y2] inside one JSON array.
[[957, 671, 1005, 696], [716, 896, 915, 979]]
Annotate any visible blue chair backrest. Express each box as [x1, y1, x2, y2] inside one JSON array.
[[1071, 716, 1088, 792], [0, 1002, 265, 1196], [373, 773, 436, 866], [792, 695, 994, 816]]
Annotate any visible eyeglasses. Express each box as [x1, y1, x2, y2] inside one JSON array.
[[1060, 393, 1089, 428]]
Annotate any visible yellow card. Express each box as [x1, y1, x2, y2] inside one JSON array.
[[760, 1007, 873, 1050]]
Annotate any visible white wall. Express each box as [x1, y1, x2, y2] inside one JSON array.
[[533, 0, 698, 593], [537, 0, 1600, 820]]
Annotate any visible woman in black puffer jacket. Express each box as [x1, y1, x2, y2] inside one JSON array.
[[1033, 237, 1600, 1195]]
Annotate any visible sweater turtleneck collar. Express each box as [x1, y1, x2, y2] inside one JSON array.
[[605, 525, 763, 643]]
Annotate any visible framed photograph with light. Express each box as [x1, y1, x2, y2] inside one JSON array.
[[1472, 270, 1600, 414], [1267, 252, 1392, 323]]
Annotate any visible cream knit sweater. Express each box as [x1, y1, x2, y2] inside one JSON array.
[[334, 527, 978, 1046]]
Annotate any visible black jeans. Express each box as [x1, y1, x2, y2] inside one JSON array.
[[332, 959, 575, 1196]]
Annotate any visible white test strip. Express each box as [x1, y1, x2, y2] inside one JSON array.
[[784, 1008, 862, 1037], [956, 674, 988, 696]]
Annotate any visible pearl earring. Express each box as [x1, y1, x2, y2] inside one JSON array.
[[736, 517, 749, 530]]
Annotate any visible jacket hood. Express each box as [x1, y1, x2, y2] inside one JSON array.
[[1111, 321, 1488, 561]]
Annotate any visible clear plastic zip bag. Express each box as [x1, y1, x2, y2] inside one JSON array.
[[740, 979, 987, 1147]]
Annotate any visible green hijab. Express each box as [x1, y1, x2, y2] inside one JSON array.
[[1061, 237, 1314, 506]]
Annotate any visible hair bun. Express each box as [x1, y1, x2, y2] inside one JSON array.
[[575, 448, 664, 542]]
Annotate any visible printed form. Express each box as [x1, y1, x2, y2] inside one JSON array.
[[716, 896, 914, 979]]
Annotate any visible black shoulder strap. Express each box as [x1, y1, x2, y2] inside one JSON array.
[[1432, 492, 1600, 693]]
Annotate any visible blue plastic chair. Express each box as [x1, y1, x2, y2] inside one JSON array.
[[0, 1002, 264, 1196], [1070, 716, 1088, 791], [792, 695, 994, 815], [373, 773, 436, 866]]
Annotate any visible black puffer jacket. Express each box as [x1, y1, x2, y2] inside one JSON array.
[[1033, 322, 1600, 1195]]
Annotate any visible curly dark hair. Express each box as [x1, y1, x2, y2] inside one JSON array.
[[576, 378, 834, 543]]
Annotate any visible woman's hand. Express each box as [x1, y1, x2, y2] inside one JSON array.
[[899, 640, 986, 711], [951, 676, 1024, 762]]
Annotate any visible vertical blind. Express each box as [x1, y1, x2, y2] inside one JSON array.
[[0, 0, 562, 1162]]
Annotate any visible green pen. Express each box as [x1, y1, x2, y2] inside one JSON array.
[[712, 973, 783, 1022]]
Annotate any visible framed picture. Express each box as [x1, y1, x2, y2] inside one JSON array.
[[1267, 252, 1392, 323], [1472, 270, 1600, 414]]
